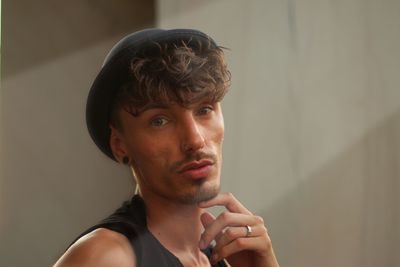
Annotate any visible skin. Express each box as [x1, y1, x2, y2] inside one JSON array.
[[54, 100, 279, 267], [115, 102, 224, 206]]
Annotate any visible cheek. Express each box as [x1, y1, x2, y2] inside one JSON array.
[[210, 115, 225, 146], [127, 136, 172, 171]]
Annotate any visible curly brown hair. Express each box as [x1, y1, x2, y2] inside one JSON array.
[[109, 40, 231, 129]]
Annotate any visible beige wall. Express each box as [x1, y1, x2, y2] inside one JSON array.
[[0, 1, 154, 266], [1, 1, 399, 267], [157, 0, 400, 266]]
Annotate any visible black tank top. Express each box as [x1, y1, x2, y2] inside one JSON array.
[[68, 195, 227, 267]]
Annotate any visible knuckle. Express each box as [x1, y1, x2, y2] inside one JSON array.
[[225, 228, 235, 239], [235, 238, 247, 248], [219, 211, 231, 221], [255, 215, 264, 224], [260, 225, 268, 235], [225, 192, 235, 200]]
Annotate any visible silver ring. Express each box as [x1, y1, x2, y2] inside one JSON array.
[[245, 225, 252, 237]]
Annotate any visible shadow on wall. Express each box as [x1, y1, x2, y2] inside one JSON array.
[[2, 0, 155, 78], [262, 109, 400, 267]]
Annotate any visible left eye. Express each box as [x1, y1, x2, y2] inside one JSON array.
[[197, 106, 213, 115]]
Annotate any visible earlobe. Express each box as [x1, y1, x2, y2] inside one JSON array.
[[109, 126, 128, 163]]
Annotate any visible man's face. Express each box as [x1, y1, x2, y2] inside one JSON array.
[[115, 101, 224, 205]]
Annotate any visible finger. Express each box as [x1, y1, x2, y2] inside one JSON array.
[[214, 224, 267, 251], [200, 211, 215, 228], [212, 236, 266, 263], [198, 192, 252, 215], [200, 212, 260, 249], [199, 212, 223, 249], [200, 212, 222, 250]]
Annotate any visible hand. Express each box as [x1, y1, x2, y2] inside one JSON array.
[[198, 193, 279, 267]]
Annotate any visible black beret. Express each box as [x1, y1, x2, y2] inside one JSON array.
[[86, 28, 218, 161]]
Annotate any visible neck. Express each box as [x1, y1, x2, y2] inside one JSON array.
[[143, 195, 204, 251], [140, 191, 210, 264]]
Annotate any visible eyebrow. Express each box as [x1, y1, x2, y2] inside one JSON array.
[[127, 100, 218, 117], [134, 103, 170, 116]]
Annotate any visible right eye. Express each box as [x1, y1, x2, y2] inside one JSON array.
[[150, 117, 169, 127]]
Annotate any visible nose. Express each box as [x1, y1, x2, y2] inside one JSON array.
[[180, 115, 205, 153]]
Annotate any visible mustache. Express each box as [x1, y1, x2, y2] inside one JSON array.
[[170, 152, 217, 173]]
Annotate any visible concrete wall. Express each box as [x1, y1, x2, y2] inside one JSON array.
[[157, 0, 400, 266], [0, 1, 154, 266]]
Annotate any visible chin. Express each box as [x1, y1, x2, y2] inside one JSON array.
[[178, 179, 220, 205]]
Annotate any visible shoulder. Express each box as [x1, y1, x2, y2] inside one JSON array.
[[53, 228, 136, 267]]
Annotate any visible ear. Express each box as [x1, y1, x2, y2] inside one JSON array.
[[109, 125, 128, 163]]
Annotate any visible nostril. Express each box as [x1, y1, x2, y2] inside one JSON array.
[[182, 133, 205, 152]]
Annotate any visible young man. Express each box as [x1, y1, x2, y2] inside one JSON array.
[[54, 29, 280, 267]]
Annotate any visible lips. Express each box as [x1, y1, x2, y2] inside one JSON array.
[[178, 159, 213, 173], [178, 159, 214, 179]]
